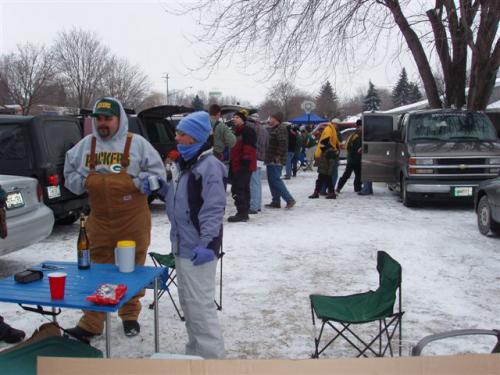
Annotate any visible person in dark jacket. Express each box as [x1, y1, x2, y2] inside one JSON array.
[[309, 139, 337, 199], [228, 111, 257, 222], [336, 120, 362, 193], [264, 112, 296, 209]]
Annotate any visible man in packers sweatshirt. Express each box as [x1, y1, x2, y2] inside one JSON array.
[[64, 97, 165, 340]]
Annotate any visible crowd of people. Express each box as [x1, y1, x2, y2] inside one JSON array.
[[1, 98, 371, 359]]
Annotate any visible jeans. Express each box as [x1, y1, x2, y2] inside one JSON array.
[[285, 152, 294, 177], [266, 165, 294, 204], [360, 181, 373, 194], [250, 167, 262, 211]]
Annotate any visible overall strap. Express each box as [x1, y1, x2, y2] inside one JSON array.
[[121, 133, 133, 170], [89, 136, 97, 171]]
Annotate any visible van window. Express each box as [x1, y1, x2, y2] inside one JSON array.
[[0, 124, 27, 160], [42, 120, 81, 164], [408, 112, 498, 142], [364, 116, 394, 141]]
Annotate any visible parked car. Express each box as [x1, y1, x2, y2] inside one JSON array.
[[0, 115, 87, 224], [0, 175, 54, 256], [474, 175, 500, 236], [362, 110, 500, 206]]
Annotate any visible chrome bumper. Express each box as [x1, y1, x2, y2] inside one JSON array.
[[406, 183, 479, 194]]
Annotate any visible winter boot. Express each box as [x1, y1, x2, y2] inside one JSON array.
[[228, 213, 249, 222], [65, 326, 97, 342], [326, 192, 337, 199], [264, 202, 281, 208], [123, 320, 140, 337], [308, 191, 319, 199], [0, 324, 25, 344]]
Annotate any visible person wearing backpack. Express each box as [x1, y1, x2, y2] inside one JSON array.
[[246, 115, 269, 214]]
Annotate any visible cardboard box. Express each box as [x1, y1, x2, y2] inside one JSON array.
[[38, 354, 500, 375]]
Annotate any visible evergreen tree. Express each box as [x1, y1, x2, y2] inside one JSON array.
[[191, 95, 204, 110], [408, 82, 423, 103], [392, 68, 411, 107], [316, 80, 338, 120], [363, 81, 381, 111]]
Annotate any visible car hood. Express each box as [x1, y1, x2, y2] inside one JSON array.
[[408, 140, 500, 157], [138, 105, 194, 119]]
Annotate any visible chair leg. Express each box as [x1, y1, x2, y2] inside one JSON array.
[[167, 287, 185, 321], [214, 252, 224, 310]]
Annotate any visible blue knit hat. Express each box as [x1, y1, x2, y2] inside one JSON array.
[[177, 111, 212, 143]]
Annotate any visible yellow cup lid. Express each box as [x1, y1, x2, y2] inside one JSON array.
[[116, 240, 136, 248]]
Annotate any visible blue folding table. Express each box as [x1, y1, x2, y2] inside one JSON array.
[[0, 261, 165, 358]]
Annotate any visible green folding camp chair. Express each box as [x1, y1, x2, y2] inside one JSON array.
[[310, 251, 403, 358], [148, 250, 225, 321]]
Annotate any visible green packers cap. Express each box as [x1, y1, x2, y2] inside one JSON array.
[[91, 98, 120, 117]]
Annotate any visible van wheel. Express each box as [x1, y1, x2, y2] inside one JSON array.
[[400, 177, 414, 207], [477, 196, 499, 236], [55, 211, 79, 225]]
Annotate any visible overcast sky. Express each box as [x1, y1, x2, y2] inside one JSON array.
[[0, 0, 422, 106]]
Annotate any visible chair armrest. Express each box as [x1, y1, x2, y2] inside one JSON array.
[[412, 329, 500, 356]]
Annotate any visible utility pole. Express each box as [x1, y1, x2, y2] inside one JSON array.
[[162, 73, 170, 105]]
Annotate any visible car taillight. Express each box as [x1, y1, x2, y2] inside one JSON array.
[[48, 174, 59, 186], [37, 183, 43, 202]]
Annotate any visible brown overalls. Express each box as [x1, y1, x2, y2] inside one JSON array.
[[78, 133, 151, 334]]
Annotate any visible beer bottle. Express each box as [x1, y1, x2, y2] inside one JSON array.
[[77, 213, 90, 270]]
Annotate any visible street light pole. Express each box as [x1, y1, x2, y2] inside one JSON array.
[[162, 73, 170, 105]]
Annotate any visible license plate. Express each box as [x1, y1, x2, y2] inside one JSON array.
[[453, 187, 473, 197], [6, 192, 24, 209], [47, 185, 61, 199]]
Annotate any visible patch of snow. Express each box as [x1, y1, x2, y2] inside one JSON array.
[[0, 168, 498, 358]]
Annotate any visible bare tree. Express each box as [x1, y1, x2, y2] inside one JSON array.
[[53, 28, 111, 109], [181, 0, 499, 110], [0, 43, 56, 115], [138, 91, 166, 111], [102, 56, 151, 109]]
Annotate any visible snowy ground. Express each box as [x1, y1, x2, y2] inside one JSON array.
[[1, 167, 499, 358]]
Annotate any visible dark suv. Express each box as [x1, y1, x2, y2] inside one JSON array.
[[0, 115, 87, 224]]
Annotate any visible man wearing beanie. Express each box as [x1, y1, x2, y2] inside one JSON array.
[[228, 111, 257, 222], [265, 112, 296, 208], [64, 97, 166, 340], [163, 111, 226, 358]]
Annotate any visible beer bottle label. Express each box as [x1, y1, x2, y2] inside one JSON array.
[[79, 249, 90, 267]]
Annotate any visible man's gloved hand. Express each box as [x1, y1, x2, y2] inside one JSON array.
[[191, 247, 215, 266]]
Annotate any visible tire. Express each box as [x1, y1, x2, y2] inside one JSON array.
[[55, 211, 80, 225], [400, 176, 414, 207], [477, 195, 499, 236]]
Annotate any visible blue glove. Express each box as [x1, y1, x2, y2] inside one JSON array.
[[191, 247, 215, 266]]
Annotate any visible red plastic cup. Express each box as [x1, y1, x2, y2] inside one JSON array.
[[48, 272, 67, 300]]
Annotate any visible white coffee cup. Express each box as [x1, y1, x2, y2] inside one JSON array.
[[114, 240, 136, 273]]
